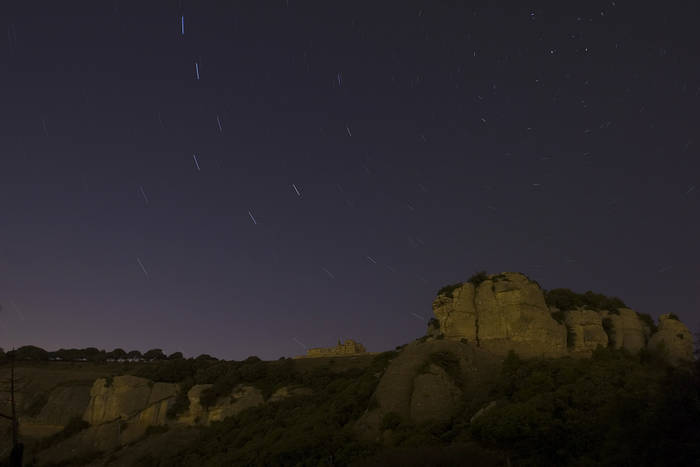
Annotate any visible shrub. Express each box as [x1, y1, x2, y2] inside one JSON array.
[[544, 288, 627, 313], [602, 318, 615, 347], [550, 310, 565, 325], [426, 351, 463, 387], [565, 324, 576, 348], [636, 312, 658, 334], [428, 317, 440, 330], [467, 270, 489, 287], [437, 282, 463, 298], [14, 345, 50, 361]]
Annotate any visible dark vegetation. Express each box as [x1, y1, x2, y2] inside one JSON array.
[[427, 318, 440, 330], [544, 288, 627, 313], [2, 294, 697, 467], [33, 417, 90, 452], [149, 352, 401, 466], [602, 317, 615, 346], [346, 347, 700, 467], [468, 270, 489, 287], [436, 282, 462, 298], [469, 349, 700, 466], [419, 351, 465, 388], [637, 312, 658, 333], [103, 345, 700, 466], [4, 339, 699, 466], [550, 310, 565, 324], [436, 270, 492, 298], [0, 346, 192, 364]]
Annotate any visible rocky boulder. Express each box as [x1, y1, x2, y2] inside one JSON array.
[[410, 363, 462, 423], [432, 283, 478, 341], [564, 309, 609, 355], [648, 314, 694, 364], [433, 272, 567, 358], [208, 385, 264, 424], [354, 339, 501, 444], [601, 308, 648, 353], [20, 384, 92, 439], [83, 375, 177, 426], [177, 384, 264, 426]]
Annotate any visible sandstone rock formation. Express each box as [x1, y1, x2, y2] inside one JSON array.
[[601, 308, 648, 353], [20, 384, 92, 438], [431, 272, 694, 363], [178, 384, 264, 426], [23, 374, 304, 464], [433, 272, 567, 357], [354, 339, 501, 444], [83, 375, 177, 426], [564, 309, 608, 355], [648, 314, 694, 364], [410, 363, 462, 423]]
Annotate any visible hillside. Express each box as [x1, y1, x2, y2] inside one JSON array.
[[1, 271, 698, 466]]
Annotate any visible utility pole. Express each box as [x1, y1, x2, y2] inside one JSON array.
[[1, 349, 23, 467]]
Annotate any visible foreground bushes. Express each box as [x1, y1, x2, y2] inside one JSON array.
[[469, 348, 700, 466]]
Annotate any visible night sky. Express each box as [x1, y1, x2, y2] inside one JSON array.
[[1, 1, 698, 360]]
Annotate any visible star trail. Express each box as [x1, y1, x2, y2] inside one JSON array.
[[0, 1, 698, 360]]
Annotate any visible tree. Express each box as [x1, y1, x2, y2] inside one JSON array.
[[144, 349, 166, 361], [127, 350, 142, 361], [108, 348, 127, 361], [14, 345, 49, 361], [168, 352, 184, 360], [82, 347, 105, 363]]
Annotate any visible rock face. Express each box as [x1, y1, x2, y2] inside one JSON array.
[[432, 272, 693, 363], [20, 384, 92, 438], [648, 314, 694, 364], [432, 285, 478, 342], [268, 385, 314, 403], [83, 375, 177, 426], [410, 363, 462, 423], [354, 339, 501, 444], [564, 309, 608, 355], [602, 308, 648, 353], [433, 272, 567, 357], [177, 384, 265, 426]]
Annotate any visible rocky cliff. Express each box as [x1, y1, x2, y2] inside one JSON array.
[[17, 374, 313, 465], [431, 272, 693, 362], [648, 313, 694, 365]]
